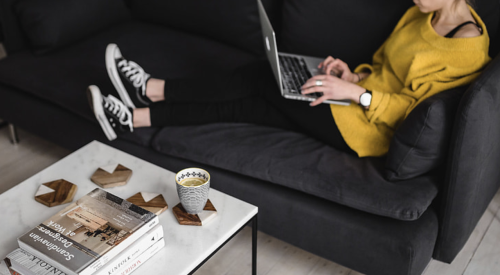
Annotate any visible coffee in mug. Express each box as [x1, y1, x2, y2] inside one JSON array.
[[179, 178, 206, 187]]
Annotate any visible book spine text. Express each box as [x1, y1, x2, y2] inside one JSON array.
[[99, 238, 165, 275], [80, 215, 159, 275], [88, 225, 163, 275]]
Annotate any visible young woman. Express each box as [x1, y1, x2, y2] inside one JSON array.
[[88, 0, 490, 157]]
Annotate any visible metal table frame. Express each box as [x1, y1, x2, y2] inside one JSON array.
[[189, 214, 258, 275], [0, 122, 19, 144]]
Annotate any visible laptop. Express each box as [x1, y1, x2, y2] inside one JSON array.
[[257, 0, 350, 106]]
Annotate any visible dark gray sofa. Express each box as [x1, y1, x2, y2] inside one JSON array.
[[1, 0, 500, 274]]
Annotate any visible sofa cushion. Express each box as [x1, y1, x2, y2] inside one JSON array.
[[279, 0, 500, 68], [385, 87, 466, 181], [279, 0, 413, 68], [0, 21, 256, 146], [14, 0, 131, 54], [152, 123, 439, 221], [127, 0, 276, 56], [475, 0, 500, 57], [0, 0, 29, 52]]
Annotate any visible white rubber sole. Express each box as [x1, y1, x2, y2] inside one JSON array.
[[87, 85, 117, 141], [105, 43, 136, 108]]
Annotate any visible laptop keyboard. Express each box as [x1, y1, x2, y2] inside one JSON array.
[[279, 55, 322, 98]]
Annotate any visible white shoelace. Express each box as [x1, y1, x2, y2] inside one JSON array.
[[118, 59, 150, 96], [103, 95, 133, 132]]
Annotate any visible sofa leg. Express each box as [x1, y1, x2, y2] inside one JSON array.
[[8, 123, 19, 144], [0, 43, 7, 60]]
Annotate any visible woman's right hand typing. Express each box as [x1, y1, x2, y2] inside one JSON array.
[[319, 56, 358, 83]]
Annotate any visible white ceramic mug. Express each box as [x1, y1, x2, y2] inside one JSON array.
[[175, 168, 211, 214]]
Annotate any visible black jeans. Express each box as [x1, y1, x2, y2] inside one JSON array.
[[149, 60, 353, 153]]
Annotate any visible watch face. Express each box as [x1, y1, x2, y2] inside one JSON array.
[[360, 93, 372, 107]]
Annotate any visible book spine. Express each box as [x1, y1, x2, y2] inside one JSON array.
[[16, 242, 73, 275], [9, 225, 163, 275], [18, 215, 159, 275], [97, 238, 165, 275], [6, 249, 67, 275], [79, 215, 159, 275], [83, 225, 163, 275], [7, 248, 66, 275]]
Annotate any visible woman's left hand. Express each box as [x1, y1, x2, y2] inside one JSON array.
[[301, 75, 366, 107]]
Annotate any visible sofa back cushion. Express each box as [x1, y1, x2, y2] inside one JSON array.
[[279, 0, 499, 68], [0, 0, 29, 52], [475, 0, 500, 57], [126, 0, 282, 56], [14, 0, 131, 54], [280, 0, 413, 68], [385, 87, 465, 181]]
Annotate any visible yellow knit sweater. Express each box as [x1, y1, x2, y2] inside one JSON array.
[[331, 5, 490, 157]]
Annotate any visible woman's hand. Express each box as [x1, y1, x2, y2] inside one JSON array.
[[318, 56, 358, 83], [301, 75, 366, 106]]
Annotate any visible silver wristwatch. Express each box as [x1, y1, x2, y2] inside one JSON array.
[[359, 90, 372, 108]]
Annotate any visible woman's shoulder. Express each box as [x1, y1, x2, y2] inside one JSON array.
[[452, 23, 483, 38], [451, 6, 486, 39]]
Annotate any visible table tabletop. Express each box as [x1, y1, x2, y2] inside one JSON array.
[[0, 141, 258, 275]]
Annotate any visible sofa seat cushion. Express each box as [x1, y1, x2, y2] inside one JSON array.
[[152, 123, 439, 221], [0, 21, 257, 146]]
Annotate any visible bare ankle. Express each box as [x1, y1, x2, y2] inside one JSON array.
[[146, 78, 165, 102], [133, 108, 152, 128]]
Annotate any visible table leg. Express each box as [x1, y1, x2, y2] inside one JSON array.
[[252, 214, 258, 275], [9, 123, 19, 144], [188, 213, 258, 275]]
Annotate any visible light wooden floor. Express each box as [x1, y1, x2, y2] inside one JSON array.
[[0, 126, 499, 275]]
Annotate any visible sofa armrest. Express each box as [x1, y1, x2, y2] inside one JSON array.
[[434, 52, 500, 262]]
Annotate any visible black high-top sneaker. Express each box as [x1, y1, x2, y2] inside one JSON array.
[[106, 43, 152, 109], [87, 85, 133, 141]]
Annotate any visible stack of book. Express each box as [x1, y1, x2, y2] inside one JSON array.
[[1, 188, 164, 275]]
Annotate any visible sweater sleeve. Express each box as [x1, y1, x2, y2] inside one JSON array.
[[365, 87, 415, 129], [365, 66, 484, 129]]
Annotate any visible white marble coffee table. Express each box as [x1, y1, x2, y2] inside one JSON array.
[[0, 141, 258, 275]]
